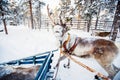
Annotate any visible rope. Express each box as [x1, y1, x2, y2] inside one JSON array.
[[61, 52, 110, 80]]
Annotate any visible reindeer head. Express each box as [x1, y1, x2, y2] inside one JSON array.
[[52, 25, 64, 40], [47, 5, 69, 41]]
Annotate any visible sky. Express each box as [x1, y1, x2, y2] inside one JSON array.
[[42, 0, 59, 8], [41, 0, 60, 15]]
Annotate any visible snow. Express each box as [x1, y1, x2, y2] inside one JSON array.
[[0, 25, 58, 63], [0, 25, 120, 80], [52, 51, 108, 80]]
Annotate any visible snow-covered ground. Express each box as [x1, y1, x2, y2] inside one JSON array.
[[51, 50, 108, 80], [0, 25, 120, 80], [0, 25, 58, 63]]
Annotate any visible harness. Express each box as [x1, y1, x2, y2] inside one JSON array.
[[62, 33, 81, 54]]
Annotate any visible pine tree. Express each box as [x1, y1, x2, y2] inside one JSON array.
[[0, 0, 9, 34], [111, 1, 120, 41]]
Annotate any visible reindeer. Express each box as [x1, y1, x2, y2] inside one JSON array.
[[47, 5, 119, 79]]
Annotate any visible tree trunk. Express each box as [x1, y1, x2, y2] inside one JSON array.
[[3, 18, 8, 35], [0, 7, 8, 34], [87, 16, 92, 32], [111, 1, 120, 41], [39, 2, 41, 30], [77, 10, 81, 29], [29, 0, 34, 29], [95, 7, 100, 29]]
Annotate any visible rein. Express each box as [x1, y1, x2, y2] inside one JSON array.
[[61, 52, 110, 80]]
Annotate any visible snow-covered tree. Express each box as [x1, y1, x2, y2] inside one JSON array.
[[0, 0, 9, 34], [73, 0, 109, 32], [8, 1, 20, 25], [32, 0, 45, 29], [14, 0, 45, 29], [111, 1, 120, 41], [58, 0, 72, 23], [56, 0, 117, 32]]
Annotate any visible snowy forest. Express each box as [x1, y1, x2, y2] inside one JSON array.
[[0, 0, 120, 40], [0, 0, 120, 80]]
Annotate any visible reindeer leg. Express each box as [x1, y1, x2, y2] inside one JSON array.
[[54, 55, 66, 69], [63, 59, 70, 69]]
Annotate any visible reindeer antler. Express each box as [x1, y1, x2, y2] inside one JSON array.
[[47, 5, 56, 26], [47, 4, 70, 28], [59, 11, 64, 26]]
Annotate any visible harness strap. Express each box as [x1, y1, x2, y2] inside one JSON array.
[[63, 33, 70, 53], [69, 37, 81, 54], [63, 33, 81, 54]]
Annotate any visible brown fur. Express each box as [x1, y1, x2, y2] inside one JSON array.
[[75, 38, 119, 78], [0, 66, 40, 80], [92, 39, 118, 78], [93, 32, 111, 37]]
